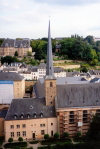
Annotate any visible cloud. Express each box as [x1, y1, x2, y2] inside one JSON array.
[[0, 0, 100, 38], [33, 0, 100, 6]]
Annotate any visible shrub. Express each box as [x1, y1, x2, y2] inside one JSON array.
[[18, 137, 23, 142], [44, 134, 49, 140], [4, 142, 27, 148], [14, 51, 18, 57], [74, 131, 82, 142], [62, 132, 69, 139], [29, 141, 38, 144], [80, 65, 88, 73], [8, 138, 13, 143], [54, 133, 59, 139]]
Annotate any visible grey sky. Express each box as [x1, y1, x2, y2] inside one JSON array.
[[0, 0, 100, 38]]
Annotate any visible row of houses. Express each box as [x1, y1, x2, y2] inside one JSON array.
[[0, 62, 66, 80]]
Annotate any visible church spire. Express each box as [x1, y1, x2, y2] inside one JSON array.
[[46, 20, 54, 78]]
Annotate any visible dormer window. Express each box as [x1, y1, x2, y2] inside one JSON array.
[[34, 112, 37, 118], [40, 112, 43, 118], [20, 113, 24, 119], [27, 113, 30, 119], [14, 113, 18, 119]]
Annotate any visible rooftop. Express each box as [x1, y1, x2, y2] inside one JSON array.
[[1, 38, 30, 48], [5, 98, 56, 120], [0, 72, 24, 81]]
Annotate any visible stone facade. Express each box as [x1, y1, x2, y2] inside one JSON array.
[[57, 107, 100, 136], [0, 47, 32, 57], [14, 80, 25, 99], [0, 118, 5, 136], [4, 117, 57, 141], [45, 79, 56, 106], [25, 80, 35, 91]]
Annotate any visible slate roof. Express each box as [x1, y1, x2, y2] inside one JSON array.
[[35, 78, 100, 109], [0, 109, 8, 118], [38, 77, 89, 85], [56, 83, 100, 108], [0, 72, 24, 81], [1, 38, 30, 48], [5, 98, 56, 120]]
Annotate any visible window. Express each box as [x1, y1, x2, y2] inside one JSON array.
[[83, 110, 88, 123], [14, 114, 18, 119], [40, 124, 45, 127], [51, 123, 53, 126], [41, 130, 45, 135], [27, 114, 30, 119], [96, 109, 100, 116], [17, 132, 20, 137], [34, 113, 37, 118], [20, 114, 24, 119], [10, 132, 14, 137], [69, 111, 74, 124], [50, 82, 53, 87], [51, 130, 53, 136], [22, 131, 26, 137], [22, 124, 26, 128], [10, 125, 14, 129], [40, 112, 43, 117], [16, 125, 20, 128]]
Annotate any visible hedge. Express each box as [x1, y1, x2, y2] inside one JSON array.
[[4, 142, 27, 148]]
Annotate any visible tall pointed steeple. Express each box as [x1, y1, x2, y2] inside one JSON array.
[[46, 20, 54, 78], [44, 21, 57, 106]]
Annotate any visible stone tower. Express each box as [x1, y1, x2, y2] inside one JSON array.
[[45, 21, 56, 106]]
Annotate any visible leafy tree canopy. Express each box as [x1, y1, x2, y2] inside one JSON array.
[[1, 56, 19, 64]]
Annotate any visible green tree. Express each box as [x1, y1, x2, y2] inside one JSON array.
[[31, 40, 47, 61], [62, 132, 69, 139], [27, 51, 32, 56], [90, 59, 98, 66], [58, 37, 95, 61], [84, 35, 95, 45], [8, 138, 13, 143], [44, 134, 49, 140], [54, 132, 59, 139], [1, 56, 19, 64], [80, 64, 89, 73], [14, 51, 18, 57], [86, 114, 100, 141], [75, 131, 82, 139], [18, 137, 23, 142]]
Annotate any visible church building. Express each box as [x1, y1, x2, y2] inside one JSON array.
[[4, 21, 100, 141]]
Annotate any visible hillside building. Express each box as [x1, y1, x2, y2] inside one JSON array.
[[0, 38, 32, 57]]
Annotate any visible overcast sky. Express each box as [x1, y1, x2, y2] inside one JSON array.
[[0, 0, 100, 39]]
